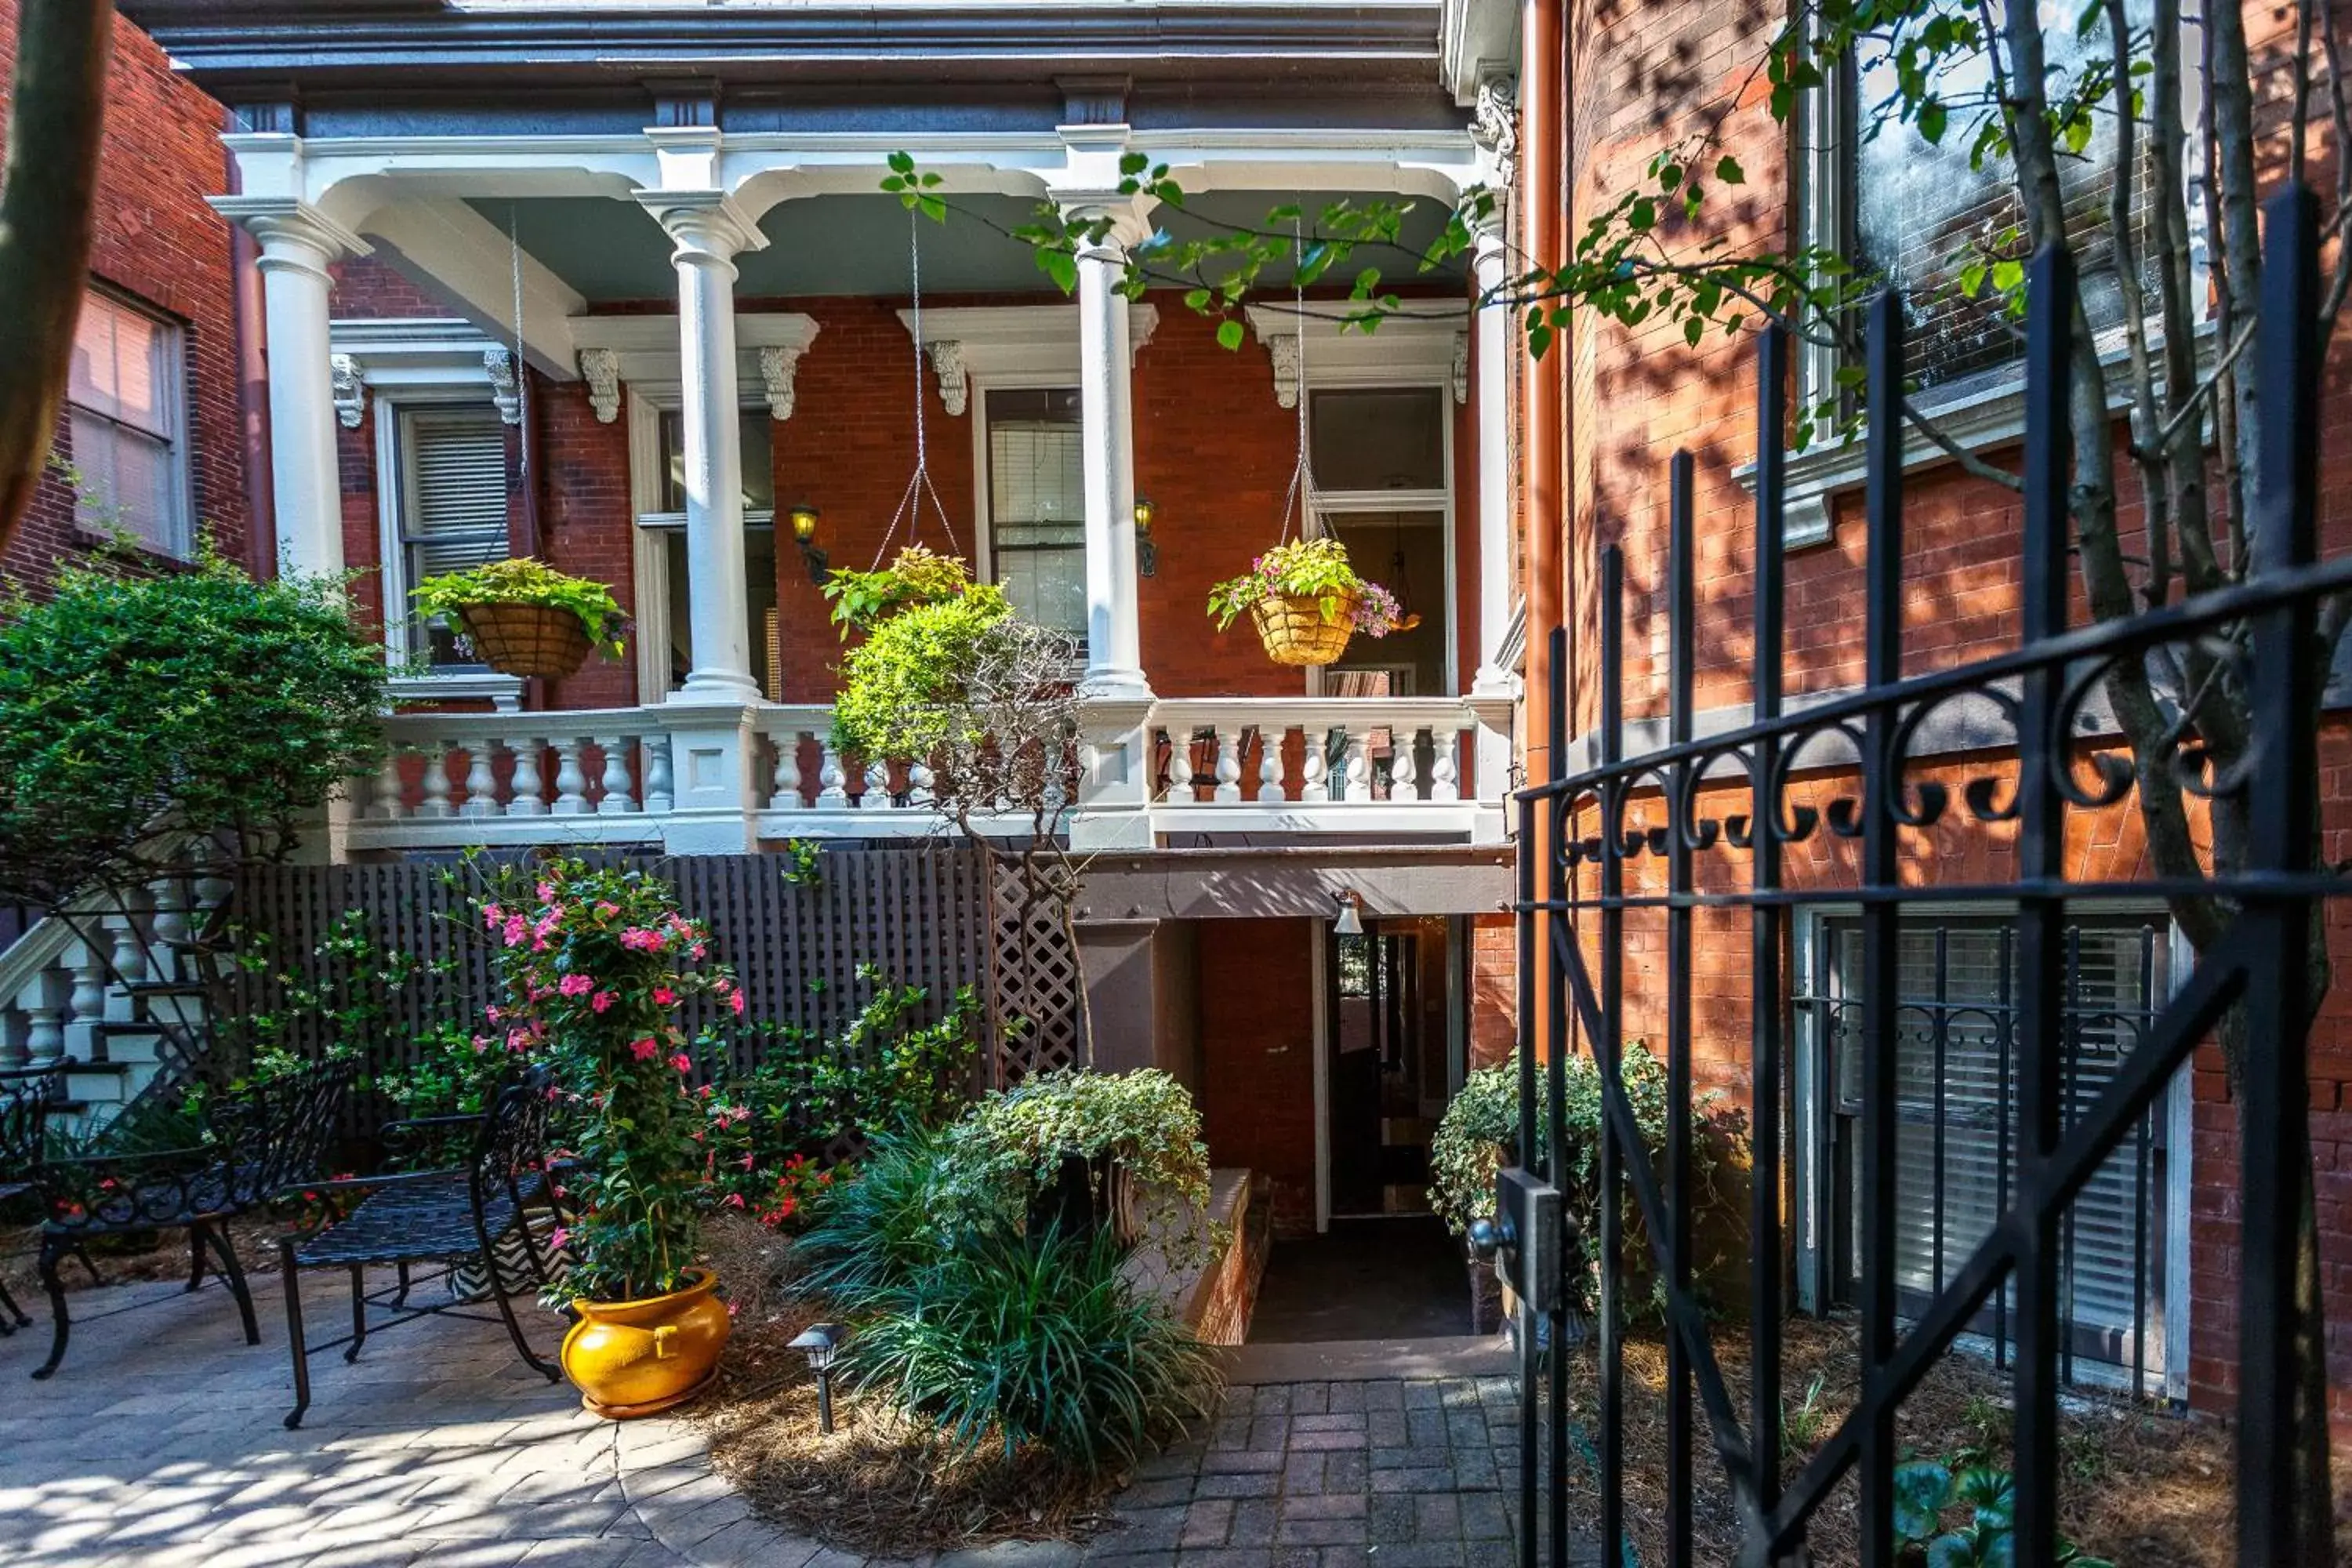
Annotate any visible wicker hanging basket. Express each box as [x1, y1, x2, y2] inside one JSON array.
[[456, 602, 595, 680], [1250, 590, 1357, 667]]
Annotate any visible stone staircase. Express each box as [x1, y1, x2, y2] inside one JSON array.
[[0, 877, 226, 1121]]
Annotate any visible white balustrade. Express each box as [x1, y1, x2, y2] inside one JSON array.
[[553, 739, 590, 815], [644, 735, 675, 815], [509, 740, 548, 817], [861, 760, 891, 811], [1145, 699, 1477, 815], [595, 735, 637, 815]]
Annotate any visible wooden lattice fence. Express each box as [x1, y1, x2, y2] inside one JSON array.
[[220, 844, 1080, 1131]]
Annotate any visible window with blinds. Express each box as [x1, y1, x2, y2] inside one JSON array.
[[985, 387, 1086, 636], [1818, 916, 2172, 1385], [1849, 1, 2158, 391], [397, 408, 511, 667], [67, 289, 189, 557]]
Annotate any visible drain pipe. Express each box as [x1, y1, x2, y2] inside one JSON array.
[[1520, 0, 1566, 775], [223, 109, 276, 580]]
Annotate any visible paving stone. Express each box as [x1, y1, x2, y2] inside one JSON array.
[[1250, 1386, 1292, 1417], [1191, 1471, 1280, 1500], [1459, 1494, 1510, 1541], [1279, 1453, 1326, 1494], [1085, 1553, 1176, 1568], [1280, 1494, 1364, 1521], [1401, 1384, 1443, 1410], [1272, 1516, 1365, 1548], [1176, 1551, 1272, 1568], [1319, 1452, 1368, 1494], [1359, 1384, 1406, 1413], [1104, 1506, 1190, 1552], [1290, 1414, 1364, 1433], [1324, 1384, 1366, 1415], [1133, 1447, 1207, 1482], [1359, 1544, 1466, 1567], [1120, 1479, 1199, 1510], [1248, 1417, 1291, 1452], [1180, 1499, 1236, 1548], [1367, 1494, 1417, 1545], [1229, 1499, 1281, 1546], [1414, 1494, 1461, 1540], [1287, 1384, 1329, 1416], [1210, 1417, 1254, 1451], [1288, 1429, 1367, 1452], [1200, 1450, 1287, 1475]]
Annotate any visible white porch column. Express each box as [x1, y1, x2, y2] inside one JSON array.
[[640, 191, 768, 706], [1068, 201, 1155, 704], [1467, 209, 1519, 840], [219, 201, 368, 578]]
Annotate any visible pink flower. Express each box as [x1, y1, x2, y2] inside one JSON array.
[[506, 1029, 534, 1052], [558, 974, 593, 997], [590, 990, 616, 1014], [536, 881, 557, 902], [470, 1035, 491, 1054], [724, 1192, 746, 1210], [653, 985, 677, 1007], [630, 1036, 659, 1062], [691, 943, 709, 961], [549, 1226, 569, 1250], [503, 916, 528, 947], [481, 904, 504, 931], [710, 977, 733, 997], [595, 901, 620, 918], [620, 927, 662, 953], [729, 989, 746, 1015], [670, 1052, 691, 1073]]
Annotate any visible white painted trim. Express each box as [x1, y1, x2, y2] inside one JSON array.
[[571, 313, 821, 419], [967, 370, 1085, 601], [1243, 301, 1467, 396], [371, 386, 523, 703], [895, 303, 1160, 395], [331, 318, 503, 390]]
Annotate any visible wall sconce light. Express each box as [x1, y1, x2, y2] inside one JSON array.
[[789, 503, 829, 585], [1133, 496, 1158, 578], [789, 1321, 845, 1433], [1333, 891, 1363, 937]]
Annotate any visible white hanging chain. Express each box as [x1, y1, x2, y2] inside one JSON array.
[[1276, 210, 1314, 545], [873, 205, 960, 568], [509, 205, 530, 488]]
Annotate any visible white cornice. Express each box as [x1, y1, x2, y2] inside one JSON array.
[[328, 318, 502, 392], [568, 313, 822, 419], [892, 303, 1160, 405], [1243, 301, 1468, 400]]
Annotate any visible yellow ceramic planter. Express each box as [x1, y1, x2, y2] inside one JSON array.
[[561, 1268, 731, 1419]]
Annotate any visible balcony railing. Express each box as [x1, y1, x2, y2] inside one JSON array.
[[348, 694, 1509, 853]]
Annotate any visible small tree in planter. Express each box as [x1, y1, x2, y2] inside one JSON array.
[[475, 854, 739, 1417], [411, 558, 629, 680]]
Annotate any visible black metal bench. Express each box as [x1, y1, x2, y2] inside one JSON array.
[[276, 1067, 564, 1429], [21, 1056, 354, 1380]]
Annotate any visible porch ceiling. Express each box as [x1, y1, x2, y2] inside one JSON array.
[[458, 190, 1467, 305]]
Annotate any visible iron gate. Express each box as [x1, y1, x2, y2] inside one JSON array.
[[1490, 183, 2342, 1566]]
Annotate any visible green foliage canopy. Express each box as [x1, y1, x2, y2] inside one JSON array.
[[0, 556, 387, 905]]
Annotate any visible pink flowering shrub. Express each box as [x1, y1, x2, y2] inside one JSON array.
[[477, 855, 738, 1303]]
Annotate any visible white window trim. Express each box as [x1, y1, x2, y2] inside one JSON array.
[[372, 389, 523, 709], [626, 384, 779, 705], [71, 285, 194, 560], [569, 312, 819, 426], [1790, 900, 2193, 1400], [895, 303, 1160, 407], [968, 373, 1087, 627], [1306, 397, 1461, 698]]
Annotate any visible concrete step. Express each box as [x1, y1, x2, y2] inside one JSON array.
[[90, 1021, 169, 1066], [63, 1059, 133, 1105]]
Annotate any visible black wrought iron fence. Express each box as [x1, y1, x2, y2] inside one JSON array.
[[1494, 183, 2341, 1568]]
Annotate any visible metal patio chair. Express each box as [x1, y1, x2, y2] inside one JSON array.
[[26, 1054, 354, 1379], [0, 1064, 75, 1336], [275, 1066, 564, 1429]]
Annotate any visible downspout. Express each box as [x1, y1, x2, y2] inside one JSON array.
[[223, 108, 275, 579], [1519, 0, 1568, 1065]]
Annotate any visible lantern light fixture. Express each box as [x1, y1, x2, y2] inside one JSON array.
[[1333, 891, 1364, 937], [1133, 496, 1159, 578], [789, 1322, 846, 1432], [789, 503, 829, 584]]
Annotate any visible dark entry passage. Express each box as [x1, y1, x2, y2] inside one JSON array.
[[1249, 1215, 1472, 1342]]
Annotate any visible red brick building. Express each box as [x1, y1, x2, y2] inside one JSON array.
[[0, 9, 253, 589]]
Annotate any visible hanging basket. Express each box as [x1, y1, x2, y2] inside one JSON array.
[[456, 602, 595, 679], [1250, 590, 1357, 667]]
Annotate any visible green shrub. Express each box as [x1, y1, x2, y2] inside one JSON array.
[[839, 1225, 1214, 1470], [829, 587, 1014, 768], [0, 554, 387, 906], [947, 1068, 1212, 1247], [1428, 1044, 1748, 1319], [791, 1124, 978, 1308], [821, 544, 994, 635]]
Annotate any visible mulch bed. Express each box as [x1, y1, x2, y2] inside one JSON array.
[[1559, 1314, 2352, 1566]]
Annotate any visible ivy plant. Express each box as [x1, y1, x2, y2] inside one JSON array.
[[1206, 536, 1403, 636], [821, 544, 995, 636]]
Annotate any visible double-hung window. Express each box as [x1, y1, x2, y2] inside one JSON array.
[[393, 407, 510, 669], [982, 388, 1087, 637], [1803, 914, 2177, 1388], [67, 289, 191, 557]]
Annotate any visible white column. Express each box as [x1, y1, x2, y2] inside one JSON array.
[[1467, 208, 1519, 840], [641, 192, 767, 706], [227, 202, 368, 579], [1069, 202, 1154, 703]]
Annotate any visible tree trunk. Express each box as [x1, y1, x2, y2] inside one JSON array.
[[0, 0, 113, 554]]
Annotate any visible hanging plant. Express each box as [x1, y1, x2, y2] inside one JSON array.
[[822, 544, 993, 635], [412, 558, 629, 680], [1206, 537, 1403, 667]]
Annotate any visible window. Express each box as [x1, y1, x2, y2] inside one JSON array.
[[983, 388, 1086, 637], [1308, 387, 1454, 695], [657, 409, 775, 515], [1806, 916, 2174, 1384], [1310, 387, 1446, 493], [394, 408, 510, 668], [67, 289, 189, 557], [1836, 1, 2159, 392]]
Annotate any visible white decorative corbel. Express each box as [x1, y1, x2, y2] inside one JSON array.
[[1470, 75, 1520, 189], [330, 354, 365, 430], [578, 347, 621, 423], [1452, 332, 1470, 405], [926, 339, 968, 416], [484, 348, 521, 425], [757, 344, 804, 422], [1267, 333, 1301, 409]]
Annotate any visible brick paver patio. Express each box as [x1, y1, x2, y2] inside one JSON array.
[[0, 1273, 1560, 1568]]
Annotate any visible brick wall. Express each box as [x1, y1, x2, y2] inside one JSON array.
[[1196, 918, 1319, 1237], [1555, 0, 2352, 1424], [0, 11, 246, 589]]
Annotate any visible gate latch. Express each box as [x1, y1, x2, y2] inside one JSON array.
[[1468, 1166, 1563, 1316]]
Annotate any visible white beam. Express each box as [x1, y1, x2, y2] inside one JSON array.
[[354, 198, 586, 379]]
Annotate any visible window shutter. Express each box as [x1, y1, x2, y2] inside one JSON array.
[[405, 411, 510, 575], [989, 423, 1083, 525]]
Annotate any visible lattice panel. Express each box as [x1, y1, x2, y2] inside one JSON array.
[[986, 857, 1086, 1083]]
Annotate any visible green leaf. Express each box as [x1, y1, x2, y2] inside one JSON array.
[[887, 151, 914, 175], [1715, 155, 1746, 184], [1040, 249, 1079, 294], [1893, 1460, 1954, 1544], [1918, 99, 1948, 144], [1684, 316, 1705, 348], [1119, 151, 1149, 176], [1215, 318, 1246, 350], [1990, 259, 2026, 294]]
